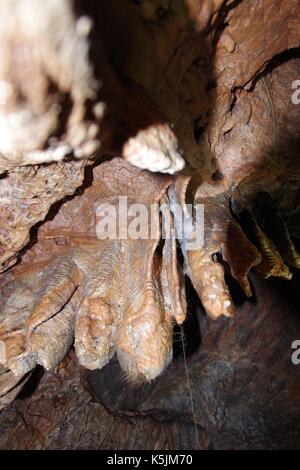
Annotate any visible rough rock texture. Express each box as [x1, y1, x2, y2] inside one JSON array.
[[0, 160, 87, 272], [0, 274, 299, 450], [0, 0, 186, 273], [103, 0, 300, 173], [0, 158, 187, 393], [1, 0, 300, 274], [0, 0, 300, 450]]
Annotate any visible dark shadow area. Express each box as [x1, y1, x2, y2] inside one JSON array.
[[173, 276, 202, 359], [73, 0, 177, 156], [224, 269, 257, 307], [267, 269, 300, 321], [42, 81, 74, 148], [250, 46, 300, 91], [17, 366, 44, 400], [73, 0, 228, 172]]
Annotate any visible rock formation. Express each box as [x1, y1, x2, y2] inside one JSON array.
[[0, 0, 299, 449]]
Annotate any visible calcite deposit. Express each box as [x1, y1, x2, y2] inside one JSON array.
[[0, 0, 300, 450]]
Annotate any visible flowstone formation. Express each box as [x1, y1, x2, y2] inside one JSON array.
[[0, 0, 300, 449]]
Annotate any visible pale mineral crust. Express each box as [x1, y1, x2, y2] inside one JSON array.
[[0, 0, 101, 171]]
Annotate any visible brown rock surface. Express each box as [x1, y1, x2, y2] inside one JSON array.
[[0, 274, 299, 450], [0, 0, 300, 450]]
